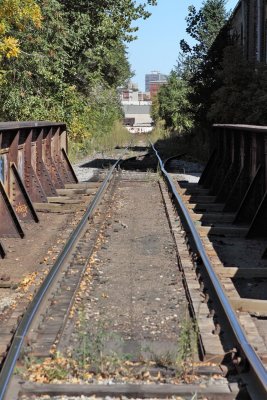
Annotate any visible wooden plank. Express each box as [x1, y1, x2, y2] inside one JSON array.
[[190, 213, 234, 223], [65, 182, 100, 189], [21, 383, 235, 398], [47, 197, 81, 204], [57, 188, 88, 195], [231, 298, 267, 315], [179, 188, 210, 195], [198, 226, 247, 238], [215, 268, 267, 279], [189, 196, 217, 203], [33, 203, 76, 213], [194, 203, 225, 212]]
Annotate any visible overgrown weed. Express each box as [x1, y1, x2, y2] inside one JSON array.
[[69, 121, 132, 162], [75, 309, 131, 374], [176, 316, 198, 378], [148, 121, 170, 143]]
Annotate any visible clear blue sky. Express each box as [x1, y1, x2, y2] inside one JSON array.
[[128, 0, 239, 91]]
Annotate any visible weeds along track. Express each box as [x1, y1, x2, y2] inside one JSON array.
[[151, 143, 267, 399]]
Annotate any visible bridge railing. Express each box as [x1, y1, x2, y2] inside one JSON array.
[[0, 121, 78, 249], [199, 124, 267, 239]]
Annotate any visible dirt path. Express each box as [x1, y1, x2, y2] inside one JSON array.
[[70, 172, 188, 362]]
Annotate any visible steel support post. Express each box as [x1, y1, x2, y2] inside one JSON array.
[[224, 132, 251, 212], [247, 133, 267, 237], [24, 129, 47, 203], [35, 128, 58, 197]]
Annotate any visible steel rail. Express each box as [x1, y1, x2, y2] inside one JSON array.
[[0, 156, 123, 400], [151, 142, 267, 397]]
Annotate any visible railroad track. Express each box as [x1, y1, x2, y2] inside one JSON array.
[[0, 153, 126, 399], [0, 128, 266, 399], [0, 144, 236, 400], [151, 142, 267, 399]]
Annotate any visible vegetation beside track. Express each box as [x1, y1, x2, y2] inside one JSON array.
[[152, 0, 267, 154], [68, 121, 132, 162], [0, 0, 156, 154]]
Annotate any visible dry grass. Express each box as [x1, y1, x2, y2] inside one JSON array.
[[68, 121, 132, 162], [148, 121, 171, 144]]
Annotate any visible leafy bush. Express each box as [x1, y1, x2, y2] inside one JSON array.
[[0, 0, 157, 153], [208, 45, 267, 125]]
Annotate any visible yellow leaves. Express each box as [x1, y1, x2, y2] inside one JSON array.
[[0, 22, 7, 35], [0, 36, 20, 58], [69, 115, 92, 142], [0, 0, 42, 30], [0, 0, 42, 59], [27, 356, 78, 383], [19, 271, 38, 292]]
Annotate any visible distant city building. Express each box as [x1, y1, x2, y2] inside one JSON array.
[[118, 81, 153, 133], [145, 71, 168, 92], [118, 82, 151, 103]]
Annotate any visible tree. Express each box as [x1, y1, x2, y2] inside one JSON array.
[[208, 45, 267, 125], [0, 0, 157, 150], [179, 0, 229, 131], [152, 71, 192, 133], [180, 0, 228, 76], [0, 0, 42, 59]]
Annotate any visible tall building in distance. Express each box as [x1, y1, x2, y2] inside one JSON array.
[[145, 71, 168, 93]]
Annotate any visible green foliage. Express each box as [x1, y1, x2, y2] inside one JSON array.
[[180, 0, 228, 130], [208, 45, 267, 125], [152, 71, 192, 132], [153, 0, 228, 141], [176, 318, 197, 369], [0, 0, 157, 150], [180, 0, 228, 63], [181, 2, 267, 130], [148, 121, 170, 144], [0, 0, 42, 59], [69, 121, 132, 161]]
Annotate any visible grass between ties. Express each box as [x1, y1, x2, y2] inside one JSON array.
[[21, 311, 202, 385]]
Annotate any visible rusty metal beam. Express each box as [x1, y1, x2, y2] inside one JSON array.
[[234, 165, 263, 224], [0, 180, 24, 238], [10, 163, 39, 223], [247, 191, 267, 238], [61, 148, 78, 183], [44, 128, 65, 189]]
